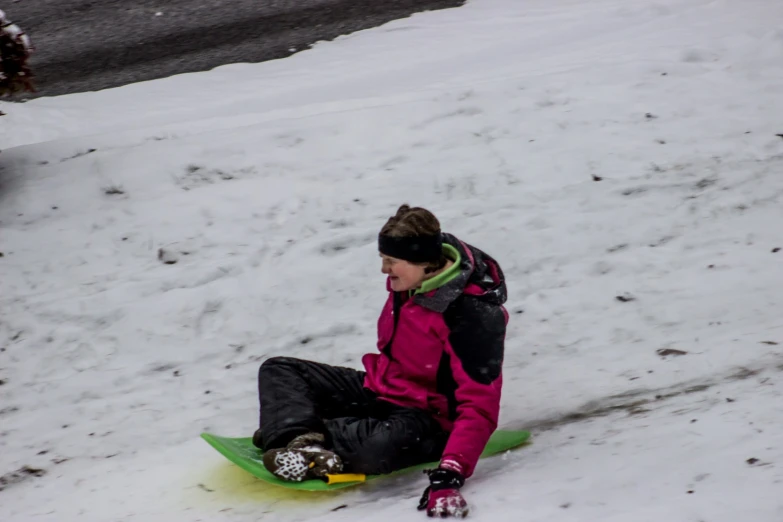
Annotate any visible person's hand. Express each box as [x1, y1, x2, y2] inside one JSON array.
[[417, 467, 469, 518]]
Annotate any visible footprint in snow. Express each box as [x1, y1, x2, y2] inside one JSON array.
[[412, 107, 483, 129], [681, 49, 720, 63], [318, 233, 375, 256], [175, 165, 241, 191]]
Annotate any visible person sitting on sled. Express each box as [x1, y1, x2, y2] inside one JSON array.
[[252, 204, 508, 518]]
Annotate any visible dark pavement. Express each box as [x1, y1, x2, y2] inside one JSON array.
[[6, 0, 463, 98]]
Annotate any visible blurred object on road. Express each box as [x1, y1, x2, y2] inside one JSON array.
[[0, 9, 34, 96]]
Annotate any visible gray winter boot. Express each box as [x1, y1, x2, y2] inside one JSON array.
[[262, 432, 343, 482]]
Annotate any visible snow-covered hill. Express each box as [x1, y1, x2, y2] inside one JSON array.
[[1, 0, 782, 520]]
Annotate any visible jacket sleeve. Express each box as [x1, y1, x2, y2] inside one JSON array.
[[440, 296, 507, 478]]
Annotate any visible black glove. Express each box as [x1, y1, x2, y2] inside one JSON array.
[[417, 467, 469, 518]]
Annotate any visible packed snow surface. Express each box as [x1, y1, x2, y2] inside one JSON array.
[[1, 0, 782, 520]]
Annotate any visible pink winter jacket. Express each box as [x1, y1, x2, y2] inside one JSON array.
[[362, 233, 508, 478]]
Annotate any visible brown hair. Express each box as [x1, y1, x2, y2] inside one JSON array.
[[380, 205, 448, 273]]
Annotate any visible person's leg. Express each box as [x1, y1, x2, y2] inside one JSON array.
[[325, 401, 448, 475], [253, 356, 374, 450]]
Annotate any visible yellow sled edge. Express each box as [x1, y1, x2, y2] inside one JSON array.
[[324, 473, 366, 485]]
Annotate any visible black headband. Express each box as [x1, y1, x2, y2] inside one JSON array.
[[378, 233, 443, 263]]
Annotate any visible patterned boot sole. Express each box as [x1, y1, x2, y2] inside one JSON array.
[[263, 446, 343, 482]]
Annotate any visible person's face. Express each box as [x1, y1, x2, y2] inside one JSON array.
[[380, 254, 426, 292]]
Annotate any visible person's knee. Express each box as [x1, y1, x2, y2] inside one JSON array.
[[259, 356, 300, 376], [261, 356, 297, 367]]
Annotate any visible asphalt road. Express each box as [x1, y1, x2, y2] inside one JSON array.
[[6, 0, 464, 99]]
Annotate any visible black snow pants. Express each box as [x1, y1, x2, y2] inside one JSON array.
[[253, 356, 448, 475]]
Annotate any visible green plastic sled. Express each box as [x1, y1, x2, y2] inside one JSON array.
[[201, 429, 531, 491]]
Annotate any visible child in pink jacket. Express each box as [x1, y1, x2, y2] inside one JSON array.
[[253, 205, 508, 518]]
